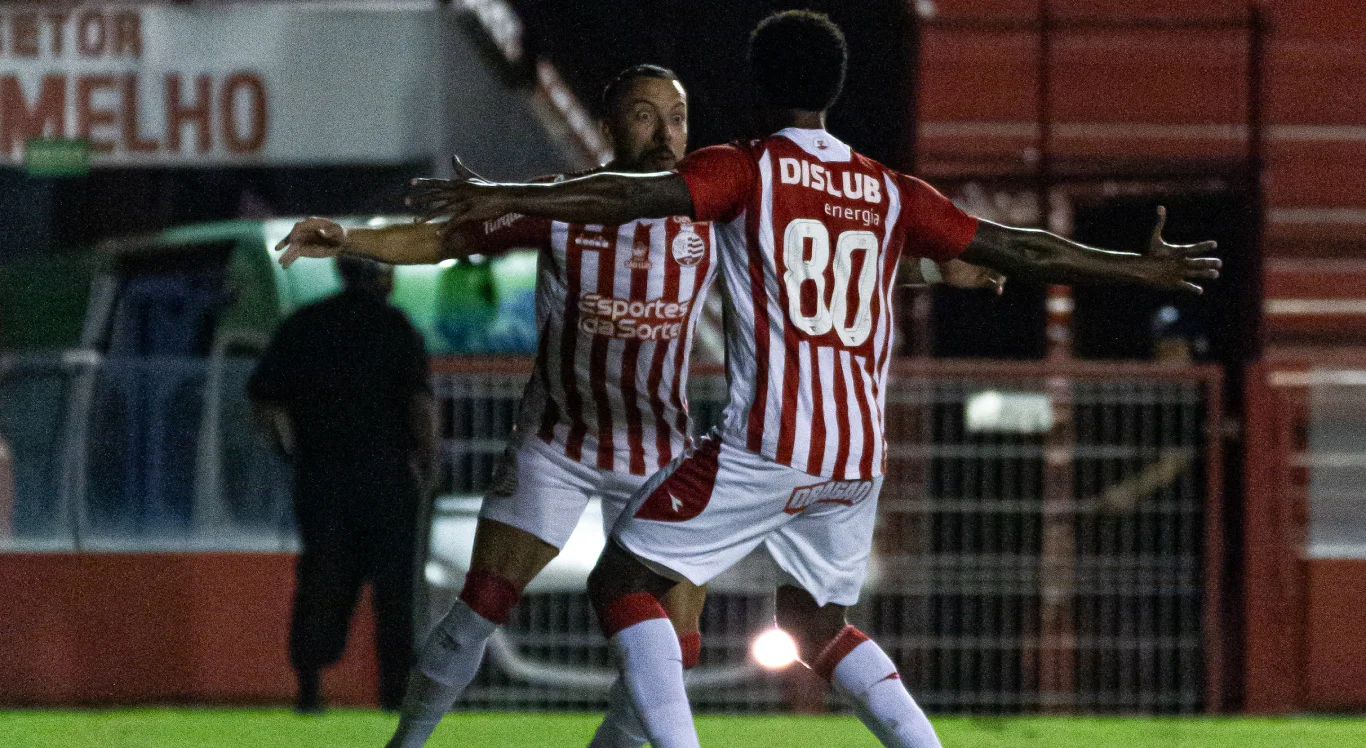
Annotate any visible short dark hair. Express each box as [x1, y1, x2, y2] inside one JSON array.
[[600, 64, 682, 115], [747, 10, 847, 111]]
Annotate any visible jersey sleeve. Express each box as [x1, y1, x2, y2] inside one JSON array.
[[442, 212, 552, 257], [676, 144, 756, 224], [896, 173, 980, 262]]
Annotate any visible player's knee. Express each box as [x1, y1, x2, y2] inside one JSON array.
[[585, 553, 618, 610], [588, 541, 679, 635], [469, 519, 558, 588], [589, 540, 667, 603], [775, 585, 847, 661], [662, 582, 706, 632], [457, 568, 523, 626]]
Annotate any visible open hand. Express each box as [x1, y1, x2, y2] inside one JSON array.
[[1140, 206, 1221, 294], [406, 155, 508, 224], [275, 217, 347, 269]]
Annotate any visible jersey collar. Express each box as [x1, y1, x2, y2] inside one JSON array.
[[775, 127, 852, 163]]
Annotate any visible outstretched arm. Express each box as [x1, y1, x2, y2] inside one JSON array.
[[958, 207, 1220, 294], [900, 258, 1006, 294], [275, 218, 494, 268], [407, 156, 695, 227]]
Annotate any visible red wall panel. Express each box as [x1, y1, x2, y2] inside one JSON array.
[[0, 554, 379, 707], [1304, 560, 1366, 709]]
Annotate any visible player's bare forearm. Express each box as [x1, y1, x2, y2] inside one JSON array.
[[958, 211, 1220, 294], [277, 217, 475, 268], [960, 222, 1145, 285], [502, 173, 691, 224], [409, 170, 695, 226], [344, 222, 444, 265], [898, 257, 1006, 293]]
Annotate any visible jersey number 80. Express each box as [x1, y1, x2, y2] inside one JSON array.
[[782, 219, 879, 347]]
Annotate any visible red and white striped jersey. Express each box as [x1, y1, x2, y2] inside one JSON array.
[[461, 210, 719, 475], [678, 128, 978, 480]]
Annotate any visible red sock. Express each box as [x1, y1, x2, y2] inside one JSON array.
[[458, 569, 522, 625], [679, 632, 702, 670], [812, 625, 870, 682]]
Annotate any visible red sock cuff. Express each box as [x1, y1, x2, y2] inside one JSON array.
[[459, 569, 523, 625], [597, 592, 668, 639], [812, 625, 870, 682], [679, 632, 702, 670]]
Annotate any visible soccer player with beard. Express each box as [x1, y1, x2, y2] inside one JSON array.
[[277, 63, 998, 748], [406, 12, 1221, 748]]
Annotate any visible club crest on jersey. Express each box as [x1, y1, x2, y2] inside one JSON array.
[[671, 223, 706, 266], [625, 241, 653, 269], [784, 479, 875, 515]]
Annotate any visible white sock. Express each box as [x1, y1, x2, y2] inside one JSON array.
[[386, 600, 499, 748], [587, 677, 648, 748], [830, 640, 941, 748], [609, 618, 699, 748], [589, 630, 698, 748]]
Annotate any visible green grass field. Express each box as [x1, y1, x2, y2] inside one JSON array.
[[2, 710, 1364, 748]]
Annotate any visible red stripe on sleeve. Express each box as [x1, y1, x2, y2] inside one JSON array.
[[676, 144, 755, 224], [899, 173, 979, 262]]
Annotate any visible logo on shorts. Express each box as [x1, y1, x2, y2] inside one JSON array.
[[671, 223, 706, 266], [784, 480, 875, 515]]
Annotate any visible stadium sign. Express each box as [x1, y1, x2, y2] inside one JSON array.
[[0, 2, 437, 167]]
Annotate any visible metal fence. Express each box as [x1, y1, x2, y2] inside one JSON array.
[[428, 358, 1223, 715], [0, 351, 294, 551], [0, 352, 1220, 714]]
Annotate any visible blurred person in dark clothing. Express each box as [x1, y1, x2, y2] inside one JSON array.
[[248, 256, 437, 713]]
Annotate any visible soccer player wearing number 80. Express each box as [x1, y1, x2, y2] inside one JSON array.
[[406, 11, 1219, 747]]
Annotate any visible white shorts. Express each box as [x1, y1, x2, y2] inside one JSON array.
[[478, 436, 647, 549], [613, 432, 882, 607]]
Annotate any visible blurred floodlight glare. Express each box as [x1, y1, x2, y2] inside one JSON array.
[[751, 628, 799, 670]]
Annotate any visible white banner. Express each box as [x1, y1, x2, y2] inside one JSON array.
[[0, 2, 440, 166]]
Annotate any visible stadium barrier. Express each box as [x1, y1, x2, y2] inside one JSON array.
[[0, 351, 293, 551], [0, 352, 1223, 714], [1244, 360, 1366, 712], [429, 357, 1224, 715]]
